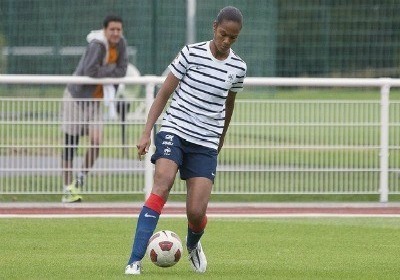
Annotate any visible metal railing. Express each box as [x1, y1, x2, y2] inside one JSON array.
[[1, 76, 400, 202]]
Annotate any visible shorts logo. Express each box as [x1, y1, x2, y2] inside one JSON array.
[[164, 147, 171, 156], [162, 134, 174, 146]]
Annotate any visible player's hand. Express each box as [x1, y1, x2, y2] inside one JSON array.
[[136, 135, 151, 161]]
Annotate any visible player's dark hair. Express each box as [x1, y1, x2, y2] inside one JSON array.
[[216, 6, 243, 27], [103, 14, 123, 28]]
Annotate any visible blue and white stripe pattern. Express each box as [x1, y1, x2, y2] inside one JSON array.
[[160, 41, 247, 150]]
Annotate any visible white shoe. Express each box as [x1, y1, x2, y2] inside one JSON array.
[[188, 241, 207, 273], [125, 261, 141, 275]]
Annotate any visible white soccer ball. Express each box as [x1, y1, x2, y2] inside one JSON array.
[[147, 230, 183, 267]]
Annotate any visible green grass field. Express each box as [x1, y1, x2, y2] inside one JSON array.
[[1, 217, 400, 280]]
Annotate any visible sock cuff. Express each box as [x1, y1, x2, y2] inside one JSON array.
[[144, 193, 166, 214], [188, 215, 208, 233]]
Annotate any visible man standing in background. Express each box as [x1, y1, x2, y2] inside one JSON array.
[[61, 14, 128, 203]]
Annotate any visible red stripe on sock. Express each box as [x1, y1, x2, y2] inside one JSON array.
[[188, 215, 208, 233], [144, 193, 166, 214]]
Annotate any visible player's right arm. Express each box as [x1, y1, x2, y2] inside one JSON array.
[[136, 72, 180, 159]]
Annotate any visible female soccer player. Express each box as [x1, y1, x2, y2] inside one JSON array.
[[125, 6, 247, 275]]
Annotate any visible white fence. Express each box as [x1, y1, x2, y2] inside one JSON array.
[[1, 76, 400, 202]]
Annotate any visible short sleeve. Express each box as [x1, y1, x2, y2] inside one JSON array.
[[230, 64, 247, 93], [168, 45, 190, 80]]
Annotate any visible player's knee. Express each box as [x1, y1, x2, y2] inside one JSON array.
[[153, 171, 176, 191], [151, 184, 172, 200]]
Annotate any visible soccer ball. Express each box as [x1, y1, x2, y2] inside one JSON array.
[[147, 230, 183, 267]]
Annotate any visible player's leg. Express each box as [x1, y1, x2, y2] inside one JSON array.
[[60, 88, 83, 202], [186, 178, 212, 245], [79, 101, 103, 185], [62, 134, 79, 185], [62, 133, 79, 184], [80, 125, 102, 181], [126, 132, 182, 274], [125, 158, 178, 274], [181, 143, 217, 273], [61, 133, 83, 202], [186, 178, 212, 273]]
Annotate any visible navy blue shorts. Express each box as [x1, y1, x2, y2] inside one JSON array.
[[151, 131, 218, 182]]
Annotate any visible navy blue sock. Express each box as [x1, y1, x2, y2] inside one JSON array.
[[187, 228, 204, 250], [127, 206, 160, 264]]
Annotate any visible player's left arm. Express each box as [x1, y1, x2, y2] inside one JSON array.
[[218, 90, 237, 154]]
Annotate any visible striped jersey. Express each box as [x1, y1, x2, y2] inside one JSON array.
[[160, 41, 247, 150]]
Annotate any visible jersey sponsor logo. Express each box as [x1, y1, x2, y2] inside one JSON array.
[[162, 134, 174, 146]]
